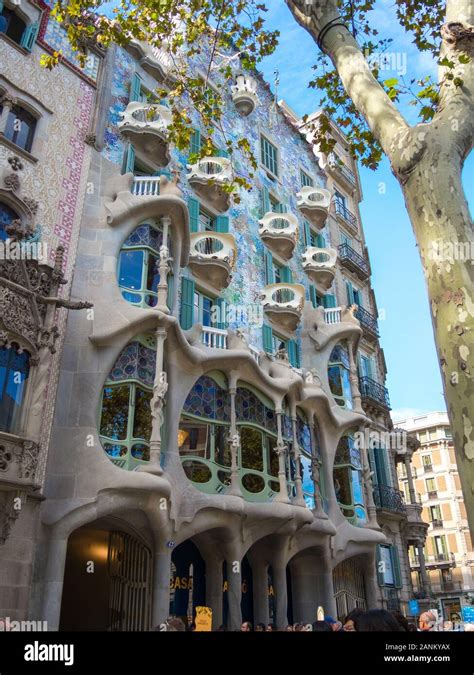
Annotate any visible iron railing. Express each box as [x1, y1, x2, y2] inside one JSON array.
[[334, 200, 358, 229], [338, 242, 370, 278], [354, 305, 379, 337], [359, 376, 391, 409], [373, 484, 406, 514]]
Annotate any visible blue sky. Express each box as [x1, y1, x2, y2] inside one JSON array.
[[257, 0, 473, 421]]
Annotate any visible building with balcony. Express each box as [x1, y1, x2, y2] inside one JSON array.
[[0, 5, 413, 630], [397, 412, 474, 622]]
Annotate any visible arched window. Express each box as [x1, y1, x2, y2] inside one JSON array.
[[0, 345, 30, 433], [5, 105, 37, 152], [118, 221, 172, 308], [334, 434, 366, 525], [0, 201, 20, 241], [328, 343, 353, 409], [99, 335, 156, 470]]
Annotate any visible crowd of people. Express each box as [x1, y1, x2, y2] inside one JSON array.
[[155, 609, 458, 632]]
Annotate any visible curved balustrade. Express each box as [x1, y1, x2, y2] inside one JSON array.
[[261, 283, 305, 332], [302, 246, 337, 291], [231, 73, 259, 116], [187, 157, 232, 212], [188, 231, 236, 290], [258, 211, 298, 260], [297, 186, 331, 230], [131, 176, 161, 196], [119, 102, 172, 168]]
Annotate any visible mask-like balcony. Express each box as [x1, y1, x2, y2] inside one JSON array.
[[258, 212, 298, 261], [302, 246, 337, 292], [354, 306, 379, 342], [125, 39, 176, 82], [338, 242, 370, 281], [187, 157, 232, 212], [297, 187, 331, 230], [359, 376, 391, 414], [231, 73, 259, 116], [188, 232, 237, 291], [118, 102, 172, 169], [261, 283, 305, 332]]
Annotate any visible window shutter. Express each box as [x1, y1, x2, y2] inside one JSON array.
[[376, 546, 385, 587], [309, 286, 317, 309], [167, 274, 174, 312], [368, 447, 378, 486], [288, 339, 300, 368], [215, 298, 228, 330], [260, 186, 271, 217], [130, 72, 142, 102], [391, 546, 402, 588], [346, 281, 354, 305], [123, 144, 135, 175], [316, 233, 326, 248], [188, 197, 200, 233], [20, 22, 40, 52], [323, 294, 336, 308], [215, 148, 229, 158], [274, 201, 287, 214], [264, 250, 274, 285], [281, 266, 293, 283], [262, 325, 273, 354], [215, 215, 229, 233], [180, 278, 195, 330], [189, 129, 201, 155], [303, 221, 311, 247]]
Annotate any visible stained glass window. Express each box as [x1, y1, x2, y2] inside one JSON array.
[[235, 387, 277, 435], [182, 375, 230, 422], [0, 345, 30, 433], [0, 202, 19, 241], [334, 434, 366, 525]]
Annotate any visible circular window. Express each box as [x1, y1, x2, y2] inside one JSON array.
[[308, 191, 324, 203], [241, 473, 265, 493], [312, 251, 331, 263], [272, 288, 295, 303], [217, 470, 231, 486], [201, 160, 223, 176], [268, 480, 280, 493], [195, 237, 224, 255], [182, 460, 212, 483]]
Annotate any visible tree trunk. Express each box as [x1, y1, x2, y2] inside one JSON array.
[[395, 127, 474, 535]]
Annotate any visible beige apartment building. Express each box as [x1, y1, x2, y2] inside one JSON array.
[[397, 412, 474, 621]]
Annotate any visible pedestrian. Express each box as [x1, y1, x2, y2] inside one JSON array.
[[355, 610, 404, 632], [240, 621, 253, 632], [391, 611, 409, 632], [418, 611, 437, 632], [266, 623, 274, 632], [343, 608, 364, 631], [255, 622, 266, 631], [324, 616, 343, 632]]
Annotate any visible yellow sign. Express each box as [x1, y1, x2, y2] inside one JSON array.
[[195, 606, 212, 632]]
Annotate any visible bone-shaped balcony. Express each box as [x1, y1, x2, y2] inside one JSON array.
[[297, 187, 331, 230], [188, 232, 237, 291], [187, 157, 232, 212], [119, 102, 172, 169], [261, 283, 305, 333], [231, 73, 259, 116], [258, 212, 298, 261], [302, 246, 337, 292]]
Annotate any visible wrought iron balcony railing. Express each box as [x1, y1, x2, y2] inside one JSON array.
[[355, 305, 380, 339], [431, 518, 443, 529], [373, 484, 406, 514], [338, 242, 370, 279], [359, 376, 390, 410], [334, 200, 358, 231]]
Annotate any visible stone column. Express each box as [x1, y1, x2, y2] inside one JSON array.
[[227, 383, 243, 498], [309, 416, 327, 518], [0, 92, 16, 134], [416, 541, 430, 593], [348, 341, 363, 413], [226, 559, 242, 631], [272, 564, 288, 630], [404, 454, 417, 504], [274, 409, 289, 503], [291, 416, 306, 507], [139, 327, 167, 475], [156, 216, 172, 313], [252, 558, 270, 626], [41, 537, 69, 631], [363, 552, 379, 609], [151, 548, 172, 627], [205, 557, 223, 630]]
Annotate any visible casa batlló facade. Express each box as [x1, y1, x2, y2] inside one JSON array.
[[0, 0, 425, 630]]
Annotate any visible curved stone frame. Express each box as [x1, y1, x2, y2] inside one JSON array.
[[0, 83, 50, 160], [0, 336, 37, 437], [333, 432, 367, 526]]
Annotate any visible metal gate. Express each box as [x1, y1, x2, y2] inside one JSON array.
[[333, 559, 367, 620], [108, 531, 153, 631]]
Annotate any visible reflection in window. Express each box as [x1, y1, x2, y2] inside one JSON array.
[[5, 106, 37, 152], [328, 343, 353, 409], [118, 222, 172, 308], [334, 434, 366, 525], [0, 346, 30, 433], [241, 427, 264, 471], [99, 335, 156, 469]]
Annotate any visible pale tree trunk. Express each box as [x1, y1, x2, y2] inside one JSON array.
[[286, 0, 474, 535]]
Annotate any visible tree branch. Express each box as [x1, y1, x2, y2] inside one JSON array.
[[285, 0, 409, 159]]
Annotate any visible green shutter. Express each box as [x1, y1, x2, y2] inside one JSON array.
[[215, 298, 228, 330], [374, 447, 390, 486], [303, 221, 311, 247], [167, 275, 174, 312], [123, 144, 135, 175], [376, 546, 385, 587], [260, 186, 271, 217], [346, 281, 354, 305], [215, 148, 229, 158], [264, 250, 274, 285], [20, 22, 40, 52], [288, 339, 300, 368], [130, 73, 142, 102], [262, 325, 273, 354], [180, 278, 195, 330], [215, 216, 229, 233], [281, 266, 293, 283], [323, 294, 336, 308], [368, 447, 378, 486], [190, 129, 201, 155], [316, 234, 326, 248], [309, 286, 317, 309], [188, 197, 200, 233], [274, 201, 287, 214], [391, 546, 402, 589], [0, 1, 4, 12]]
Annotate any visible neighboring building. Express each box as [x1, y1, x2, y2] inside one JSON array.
[[1, 1, 414, 630], [397, 412, 474, 621]]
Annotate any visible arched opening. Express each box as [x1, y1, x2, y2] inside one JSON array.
[[59, 524, 153, 631], [117, 220, 173, 309], [334, 433, 367, 525], [98, 334, 156, 470], [170, 540, 206, 626], [0, 343, 30, 433], [332, 558, 367, 621]]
